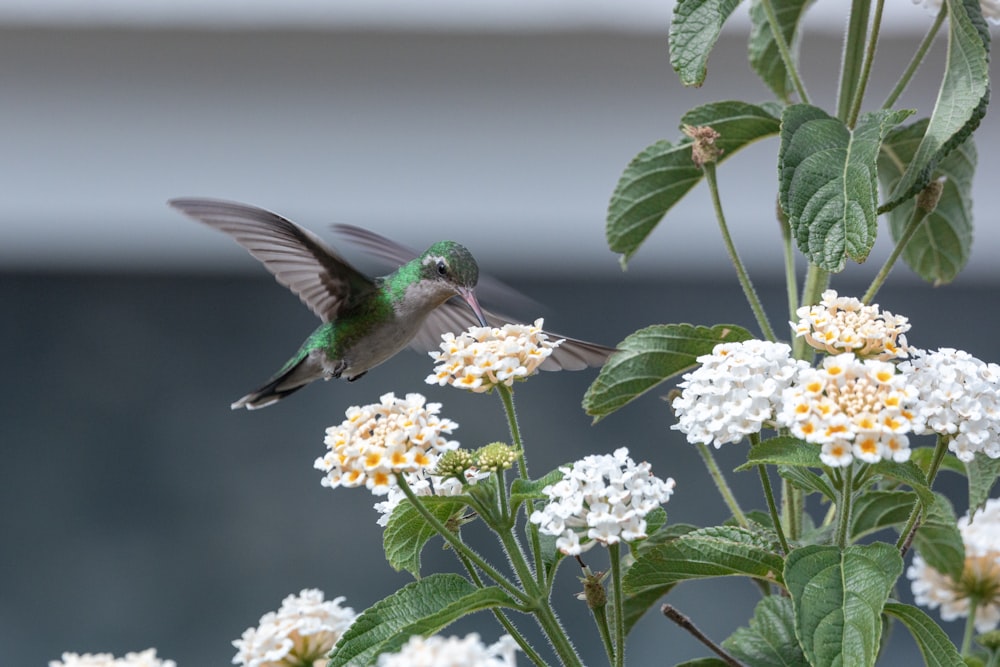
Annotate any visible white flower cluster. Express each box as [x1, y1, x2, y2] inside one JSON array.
[[50, 650, 175, 667], [909, 499, 1000, 633], [775, 353, 920, 467], [529, 447, 675, 555], [901, 348, 1000, 462], [792, 289, 910, 359], [426, 318, 562, 392], [232, 589, 356, 667], [373, 467, 487, 527], [671, 340, 807, 447], [913, 0, 1000, 23], [376, 634, 519, 667], [315, 392, 458, 495]]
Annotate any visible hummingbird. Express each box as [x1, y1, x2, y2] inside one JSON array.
[[170, 198, 614, 409]]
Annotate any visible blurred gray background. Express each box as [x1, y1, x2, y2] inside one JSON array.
[[2, 1, 997, 665]]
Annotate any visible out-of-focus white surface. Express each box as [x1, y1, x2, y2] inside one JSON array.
[[0, 2, 995, 279]]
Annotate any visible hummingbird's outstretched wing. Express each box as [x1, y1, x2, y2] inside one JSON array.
[[171, 199, 377, 322], [333, 223, 616, 371]]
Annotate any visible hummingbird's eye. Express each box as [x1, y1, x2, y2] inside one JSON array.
[[436, 260, 448, 276]]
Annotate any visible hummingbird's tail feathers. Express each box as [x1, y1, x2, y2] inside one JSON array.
[[230, 357, 319, 410], [541, 335, 617, 372]]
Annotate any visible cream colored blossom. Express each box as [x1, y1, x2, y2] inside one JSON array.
[[315, 392, 458, 495], [426, 318, 562, 392], [50, 650, 175, 667], [909, 499, 1000, 633], [376, 634, 519, 667], [775, 352, 921, 467], [232, 589, 356, 667], [792, 289, 910, 360]]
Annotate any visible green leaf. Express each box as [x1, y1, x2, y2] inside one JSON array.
[[883, 602, 965, 667], [669, 0, 742, 86], [736, 436, 821, 471], [676, 660, 731, 667], [329, 574, 516, 666], [583, 323, 753, 421], [850, 490, 918, 541], [623, 525, 785, 596], [748, 0, 813, 102], [721, 596, 809, 667], [778, 104, 912, 271], [383, 497, 469, 577], [607, 101, 780, 264], [622, 523, 698, 634], [882, 0, 990, 212], [871, 459, 936, 509], [784, 543, 902, 667], [913, 492, 965, 582], [510, 468, 564, 508], [778, 465, 836, 502], [878, 118, 976, 284], [966, 455, 1000, 514]]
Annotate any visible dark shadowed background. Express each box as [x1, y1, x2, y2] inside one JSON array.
[[2, 3, 998, 665]]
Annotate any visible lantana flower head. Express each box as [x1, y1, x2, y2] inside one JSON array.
[[792, 289, 910, 359], [426, 318, 562, 392], [913, 0, 1000, 23], [50, 650, 175, 667], [908, 498, 1000, 633], [315, 392, 458, 495], [232, 589, 356, 667], [529, 447, 675, 555], [376, 633, 519, 667], [775, 352, 920, 467], [901, 348, 1000, 462], [671, 340, 808, 447]]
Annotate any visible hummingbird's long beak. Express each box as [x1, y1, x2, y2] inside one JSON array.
[[458, 287, 489, 327]]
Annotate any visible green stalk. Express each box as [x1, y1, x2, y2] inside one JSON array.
[[779, 202, 799, 335], [758, 0, 810, 103], [882, 8, 946, 110], [703, 161, 776, 342], [609, 543, 626, 667], [697, 443, 748, 528], [534, 603, 585, 667], [835, 463, 856, 549], [838, 0, 872, 123], [962, 597, 981, 655], [896, 435, 949, 554], [846, 0, 887, 128], [395, 475, 528, 604], [454, 549, 548, 667], [496, 384, 547, 588], [862, 198, 932, 305], [759, 464, 791, 554]]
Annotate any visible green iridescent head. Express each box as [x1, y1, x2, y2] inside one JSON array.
[[420, 241, 480, 288]]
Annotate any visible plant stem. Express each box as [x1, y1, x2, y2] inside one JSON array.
[[534, 603, 585, 667], [846, 0, 886, 128], [395, 475, 529, 604], [702, 161, 776, 342], [577, 557, 616, 667], [896, 435, 949, 554], [838, 0, 872, 124], [862, 201, 932, 304], [455, 549, 548, 667], [662, 605, 747, 667], [609, 543, 626, 667], [962, 597, 980, 655], [758, 0, 810, 103], [697, 443, 748, 528], [759, 464, 791, 554], [835, 463, 856, 549], [496, 385, 547, 587], [882, 8, 946, 110], [779, 202, 799, 334]]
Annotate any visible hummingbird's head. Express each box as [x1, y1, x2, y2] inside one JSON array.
[[420, 241, 488, 326]]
